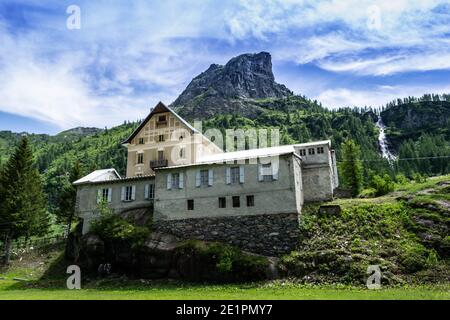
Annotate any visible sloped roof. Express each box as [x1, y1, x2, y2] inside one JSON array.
[[122, 101, 198, 145], [156, 140, 331, 170], [73, 169, 121, 185]]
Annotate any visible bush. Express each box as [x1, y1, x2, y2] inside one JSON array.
[[359, 188, 377, 198], [368, 174, 395, 196], [90, 202, 150, 247], [399, 243, 431, 273], [413, 173, 427, 183], [395, 174, 408, 185]]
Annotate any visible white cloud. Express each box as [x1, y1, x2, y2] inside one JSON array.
[[316, 84, 450, 109]]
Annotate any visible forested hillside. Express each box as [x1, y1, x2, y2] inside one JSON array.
[[0, 94, 449, 215]]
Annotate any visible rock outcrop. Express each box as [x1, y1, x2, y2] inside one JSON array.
[[171, 52, 292, 119]]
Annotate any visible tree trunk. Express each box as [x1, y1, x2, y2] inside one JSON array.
[[4, 234, 12, 265]]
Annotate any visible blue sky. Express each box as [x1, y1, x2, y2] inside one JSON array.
[[1, 0, 450, 134]]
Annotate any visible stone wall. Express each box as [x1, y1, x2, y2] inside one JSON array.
[[153, 212, 299, 256]]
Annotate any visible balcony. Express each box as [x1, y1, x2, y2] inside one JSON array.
[[150, 159, 168, 169]]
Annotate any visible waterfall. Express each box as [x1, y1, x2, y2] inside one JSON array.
[[376, 117, 396, 161]]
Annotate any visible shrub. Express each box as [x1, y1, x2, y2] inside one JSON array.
[[359, 188, 377, 198], [399, 243, 430, 273], [90, 201, 150, 247], [395, 174, 408, 185], [368, 174, 395, 196], [413, 173, 427, 183]]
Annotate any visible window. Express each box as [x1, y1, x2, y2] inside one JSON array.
[[158, 134, 165, 142], [200, 169, 209, 186], [149, 184, 155, 199], [230, 167, 240, 184], [138, 137, 145, 145], [308, 148, 315, 155], [246, 195, 254, 207], [187, 199, 194, 210], [262, 163, 273, 182], [317, 146, 324, 154], [218, 197, 226, 208], [299, 149, 306, 156], [172, 173, 180, 189], [124, 186, 133, 201], [179, 147, 186, 159], [137, 153, 144, 164], [158, 150, 164, 160], [145, 184, 155, 200], [102, 188, 109, 201], [232, 196, 240, 208], [158, 115, 166, 122]]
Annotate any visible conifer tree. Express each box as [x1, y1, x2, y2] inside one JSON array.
[[56, 161, 82, 233], [0, 136, 49, 264], [340, 139, 363, 197]]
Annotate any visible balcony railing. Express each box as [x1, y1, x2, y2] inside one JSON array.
[[150, 159, 168, 169]]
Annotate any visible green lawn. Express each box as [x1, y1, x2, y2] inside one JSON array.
[[0, 279, 448, 300]]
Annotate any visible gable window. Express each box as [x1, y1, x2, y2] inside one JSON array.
[[317, 146, 324, 154], [158, 134, 165, 142], [246, 195, 254, 207], [138, 137, 145, 145], [179, 147, 186, 159], [232, 196, 240, 208], [121, 185, 136, 202], [218, 197, 226, 208], [230, 167, 240, 184], [299, 149, 306, 156], [187, 199, 194, 210], [158, 115, 166, 122], [308, 148, 315, 155], [137, 153, 144, 164]]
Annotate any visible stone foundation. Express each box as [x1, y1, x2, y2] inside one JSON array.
[[153, 213, 300, 256]]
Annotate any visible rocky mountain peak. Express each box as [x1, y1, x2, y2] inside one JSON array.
[[171, 52, 292, 119]]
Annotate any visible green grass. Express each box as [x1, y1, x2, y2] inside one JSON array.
[[0, 279, 448, 300]]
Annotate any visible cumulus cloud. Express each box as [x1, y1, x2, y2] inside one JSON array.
[[0, 0, 450, 131], [316, 84, 450, 109]]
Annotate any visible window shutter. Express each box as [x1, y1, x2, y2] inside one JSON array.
[[208, 169, 213, 186], [272, 163, 279, 180], [121, 187, 125, 201], [195, 170, 201, 187], [108, 188, 112, 202], [179, 172, 184, 189], [97, 189, 102, 204], [226, 167, 231, 184], [167, 173, 172, 190], [144, 184, 149, 199], [131, 185, 136, 200], [258, 163, 263, 181], [239, 165, 245, 183]]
